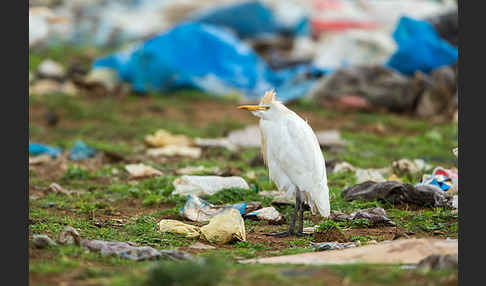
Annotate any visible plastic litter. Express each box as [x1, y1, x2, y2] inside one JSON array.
[[386, 16, 458, 75], [37, 59, 65, 79], [146, 146, 202, 159], [331, 207, 396, 227], [332, 162, 356, 174], [68, 140, 97, 160], [342, 181, 453, 208], [200, 209, 246, 244], [83, 68, 120, 91], [125, 164, 163, 178], [57, 226, 81, 246], [417, 253, 458, 271], [417, 167, 458, 193], [45, 183, 78, 196], [172, 175, 250, 197], [32, 234, 57, 248], [158, 219, 201, 238], [29, 142, 62, 158], [245, 207, 283, 224], [355, 168, 389, 184], [309, 242, 356, 252], [392, 159, 431, 179], [180, 194, 261, 222], [144, 129, 193, 148]]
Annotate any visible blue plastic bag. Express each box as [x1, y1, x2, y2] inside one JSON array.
[[68, 140, 97, 160], [93, 22, 321, 100], [386, 16, 458, 75], [29, 143, 62, 158]]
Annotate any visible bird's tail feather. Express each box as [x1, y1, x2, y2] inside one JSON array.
[[307, 185, 330, 218]]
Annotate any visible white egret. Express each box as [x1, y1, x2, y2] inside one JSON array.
[[238, 90, 330, 237]]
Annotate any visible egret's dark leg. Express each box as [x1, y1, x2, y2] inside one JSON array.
[[264, 191, 301, 237], [296, 199, 311, 237]]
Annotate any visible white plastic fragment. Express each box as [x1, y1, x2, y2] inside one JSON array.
[[125, 163, 162, 178], [158, 219, 201, 238], [172, 175, 249, 196], [246, 207, 283, 223], [146, 145, 201, 158]]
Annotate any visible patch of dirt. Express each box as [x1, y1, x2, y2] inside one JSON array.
[[314, 228, 350, 243], [314, 226, 408, 243]]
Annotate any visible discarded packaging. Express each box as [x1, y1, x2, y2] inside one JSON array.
[[158, 219, 201, 238], [342, 181, 453, 208], [331, 208, 396, 227], [417, 253, 458, 271], [45, 183, 78, 196], [57, 226, 81, 245], [144, 129, 193, 148], [32, 234, 57, 248], [68, 140, 97, 160], [146, 146, 201, 159], [29, 142, 62, 158], [200, 209, 246, 244], [310, 242, 357, 252], [172, 175, 250, 196], [242, 238, 457, 265], [180, 194, 261, 222], [246, 207, 283, 224], [125, 164, 162, 178], [332, 162, 356, 174], [417, 167, 458, 193]]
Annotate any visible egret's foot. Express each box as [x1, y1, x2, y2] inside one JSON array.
[[264, 231, 294, 238]]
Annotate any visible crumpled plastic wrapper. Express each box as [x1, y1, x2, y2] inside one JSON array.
[[342, 181, 453, 208], [158, 219, 201, 238], [146, 145, 201, 159], [200, 209, 246, 244], [172, 175, 249, 196], [144, 129, 193, 147], [245, 207, 283, 224], [180, 194, 261, 222], [331, 207, 396, 226], [125, 163, 163, 178]]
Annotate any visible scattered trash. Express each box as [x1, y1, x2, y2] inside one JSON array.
[[386, 17, 458, 76], [57, 226, 81, 246], [83, 68, 120, 92], [125, 164, 163, 178], [245, 207, 284, 224], [194, 137, 237, 152], [332, 162, 356, 174], [242, 238, 457, 265], [45, 183, 78, 196], [37, 59, 65, 79], [172, 175, 250, 197], [29, 154, 52, 165], [417, 167, 458, 193], [227, 125, 261, 148], [144, 130, 193, 148], [68, 140, 97, 160], [331, 207, 396, 227], [146, 146, 202, 159], [303, 226, 318, 234], [176, 166, 222, 175], [309, 242, 357, 252], [315, 130, 346, 148], [417, 253, 458, 271], [32, 234, 57, 249], [200, 209, 246, 244], [309, 65, 422, 113], [355, 168, 389, 184], [342, 181, 453, 208], [158, 219, 201, 238], [392, 159, 431, 178], [29, 143, 62, 158], [188, 242, 216, 250], [180, 195, 261, 222], [81, 240, 159, 261]]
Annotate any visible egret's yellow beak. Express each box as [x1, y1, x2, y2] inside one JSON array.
[[237, 105, 267, 111]]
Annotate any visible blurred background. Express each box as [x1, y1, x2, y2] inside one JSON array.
[[29, 1, 459, 285]]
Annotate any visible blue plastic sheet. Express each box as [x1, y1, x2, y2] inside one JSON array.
[[386, 16, 458, 75], [29, 143, 62, 158], [93, 22, 322, 100], [68, 140, 97, 160]]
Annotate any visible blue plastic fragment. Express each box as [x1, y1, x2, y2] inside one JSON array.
[[386, 16, 458, 75], [68, 140, 97, 160], [29, 143, 62, 158]]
